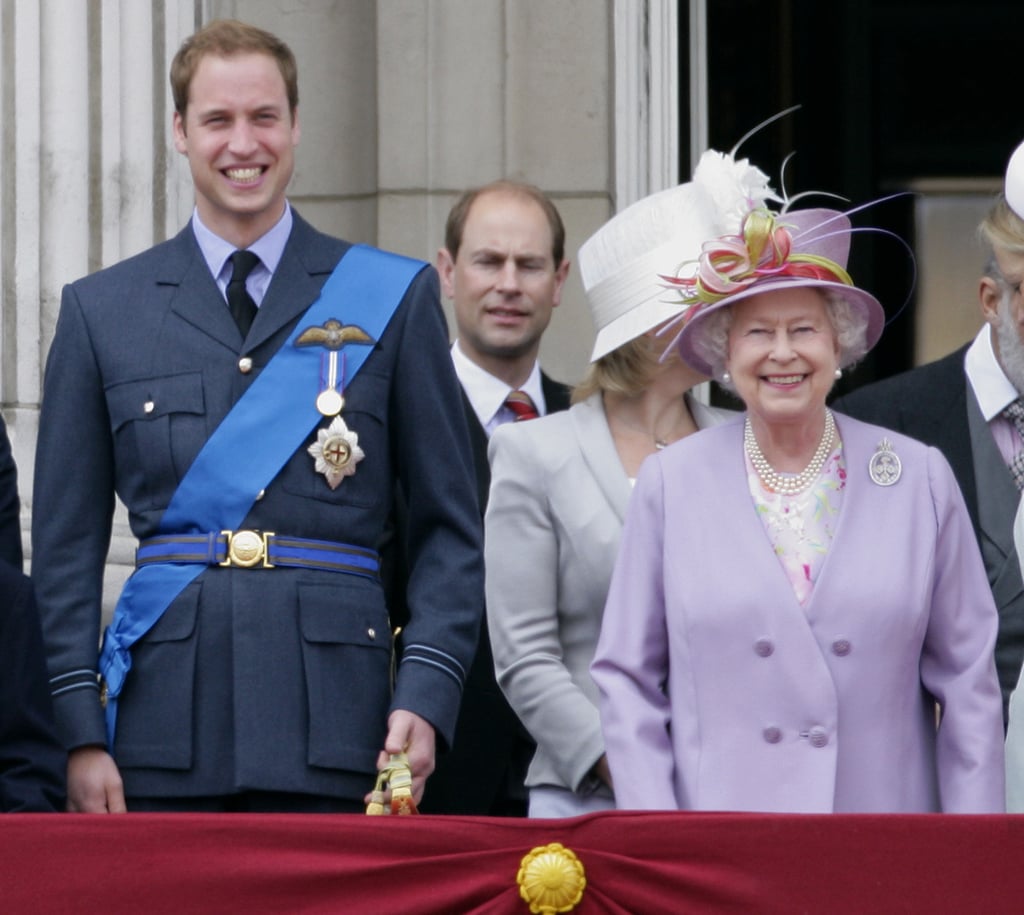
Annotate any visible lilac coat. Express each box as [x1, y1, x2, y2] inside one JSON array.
[[592, 414, 1005, 813]]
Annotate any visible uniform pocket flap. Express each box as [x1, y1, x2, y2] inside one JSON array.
[[298, 580, 389, 648], [106, 372, 205, 433], [144, 581, 201, 643]]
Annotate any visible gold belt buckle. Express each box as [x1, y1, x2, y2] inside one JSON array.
[[219, 530, 275, 568]]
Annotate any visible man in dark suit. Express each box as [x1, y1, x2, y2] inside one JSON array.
[[835, 191, 1024, 722], [0, 416, 21, 569], [0, 564, 66, 812], [0, 418, 65, 812], [31, 19, 481, 813], [418, 181, 571, 814]]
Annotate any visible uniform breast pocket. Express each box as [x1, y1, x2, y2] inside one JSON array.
[[282, 404, 389, 508], [106, 372, 206, 511]]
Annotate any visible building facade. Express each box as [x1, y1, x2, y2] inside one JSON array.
[[2, 0, 677, 614]]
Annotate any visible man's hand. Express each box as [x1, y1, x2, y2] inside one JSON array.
[[67, 746, 127, 813], [374, 710, 436, 805]]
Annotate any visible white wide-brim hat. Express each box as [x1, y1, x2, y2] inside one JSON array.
[[674, 208, 886, 377], [1006, 139, 1024, 219], [579, 150, 779, 362]]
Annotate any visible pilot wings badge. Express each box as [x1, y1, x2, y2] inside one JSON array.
[[296, 319, 376, 417]]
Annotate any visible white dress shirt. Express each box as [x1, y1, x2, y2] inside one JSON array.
[[451, 340, 548, 437], [965, 323, 1024, 466]]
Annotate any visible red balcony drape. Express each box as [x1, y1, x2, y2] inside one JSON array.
[[2, 810, 1023, 914]]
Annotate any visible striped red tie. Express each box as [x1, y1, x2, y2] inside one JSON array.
[[505, 390, 539, 421]]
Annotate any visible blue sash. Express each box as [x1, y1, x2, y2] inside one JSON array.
[[98, 244, 426, 747]]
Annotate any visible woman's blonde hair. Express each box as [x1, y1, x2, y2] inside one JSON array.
[[572, 335, 664, 403]]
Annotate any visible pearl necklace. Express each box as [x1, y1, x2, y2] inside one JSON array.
[[744, 409, 836, 496]]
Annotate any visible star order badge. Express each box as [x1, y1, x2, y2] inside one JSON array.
[[868, 437, 901, 486], [308, 415, 365, 489]]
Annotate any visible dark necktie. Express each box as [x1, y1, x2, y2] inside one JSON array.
[[504, 390, 539, 422], [227, 249, 260, 337], [1003, 398, 1024, 491]]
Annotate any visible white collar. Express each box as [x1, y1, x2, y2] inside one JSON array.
[[965, 324, 1021, 420], [450, 340, 545, 433]]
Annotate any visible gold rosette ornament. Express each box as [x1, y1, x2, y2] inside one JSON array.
[[516, 843, 586, 914], [308, 415, 364, 490]]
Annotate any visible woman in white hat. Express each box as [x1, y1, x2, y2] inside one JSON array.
[[591, 198, 1005, 813], [482, 150, 769, 817]]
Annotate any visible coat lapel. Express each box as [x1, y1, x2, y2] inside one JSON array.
[[460, 388, 491, 511], [161, 227, 242, 352], [571, 394, 632, 523], [930, 366, 978, 528], [243, 213, 350, 353], [799, 413, 868, 619], [714, 419, 810, 611], [541, 373, 572, 413], [160, 214, 350, 356]]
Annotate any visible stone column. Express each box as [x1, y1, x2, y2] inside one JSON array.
[[0, 2, 194, 613], [3, 0, 626, 620]]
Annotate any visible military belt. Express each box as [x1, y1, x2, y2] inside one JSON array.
[[136, 531, 380, 579]]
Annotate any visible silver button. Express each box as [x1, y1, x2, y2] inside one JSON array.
[[762, 726, 782, 744], [255, 489, 265, 501], [143, 400, 155, 414], [831, 638, 852, 657], [808, 726, 829, 748], [367, 628, 376, 640], [754, 638, 774, 658], [238, 357, 253, 374]]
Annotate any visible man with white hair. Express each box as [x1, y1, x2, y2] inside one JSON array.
[[836, 143, 1024, 724]]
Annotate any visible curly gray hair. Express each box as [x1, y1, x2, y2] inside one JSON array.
[[692, 290, 870, 392]]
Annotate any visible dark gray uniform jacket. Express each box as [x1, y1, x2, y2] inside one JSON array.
[[32, 213, 483, 800]]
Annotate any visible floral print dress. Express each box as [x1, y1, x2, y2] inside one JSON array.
[[745, 442, 846, 606]]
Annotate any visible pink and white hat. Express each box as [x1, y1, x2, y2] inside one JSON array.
[[669, 205, 886, 376]]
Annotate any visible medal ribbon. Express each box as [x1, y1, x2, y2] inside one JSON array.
[[99, 244, 426, 748]]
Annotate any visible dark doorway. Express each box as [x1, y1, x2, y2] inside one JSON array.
[[682, 0, 1024, 392]]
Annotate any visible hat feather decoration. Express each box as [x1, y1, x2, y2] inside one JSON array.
[[578, 112, 789, 362]]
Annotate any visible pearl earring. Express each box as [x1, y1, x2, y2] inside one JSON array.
[[721, 371, 731, 384], [834, 368, 842, 380]]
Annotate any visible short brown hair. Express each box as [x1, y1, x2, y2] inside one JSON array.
[[444, 180, 566, 265], [170, 19, 299, 118]]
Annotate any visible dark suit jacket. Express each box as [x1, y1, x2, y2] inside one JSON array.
[[0, 415, 21, 570], [0, 565, 66, 811], [419, 373, 571, 815], [834, 344, 1024, 719], [31, 213, 483, 801]]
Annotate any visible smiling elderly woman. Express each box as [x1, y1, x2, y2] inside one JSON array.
[[590, 203, 1006, 813]]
